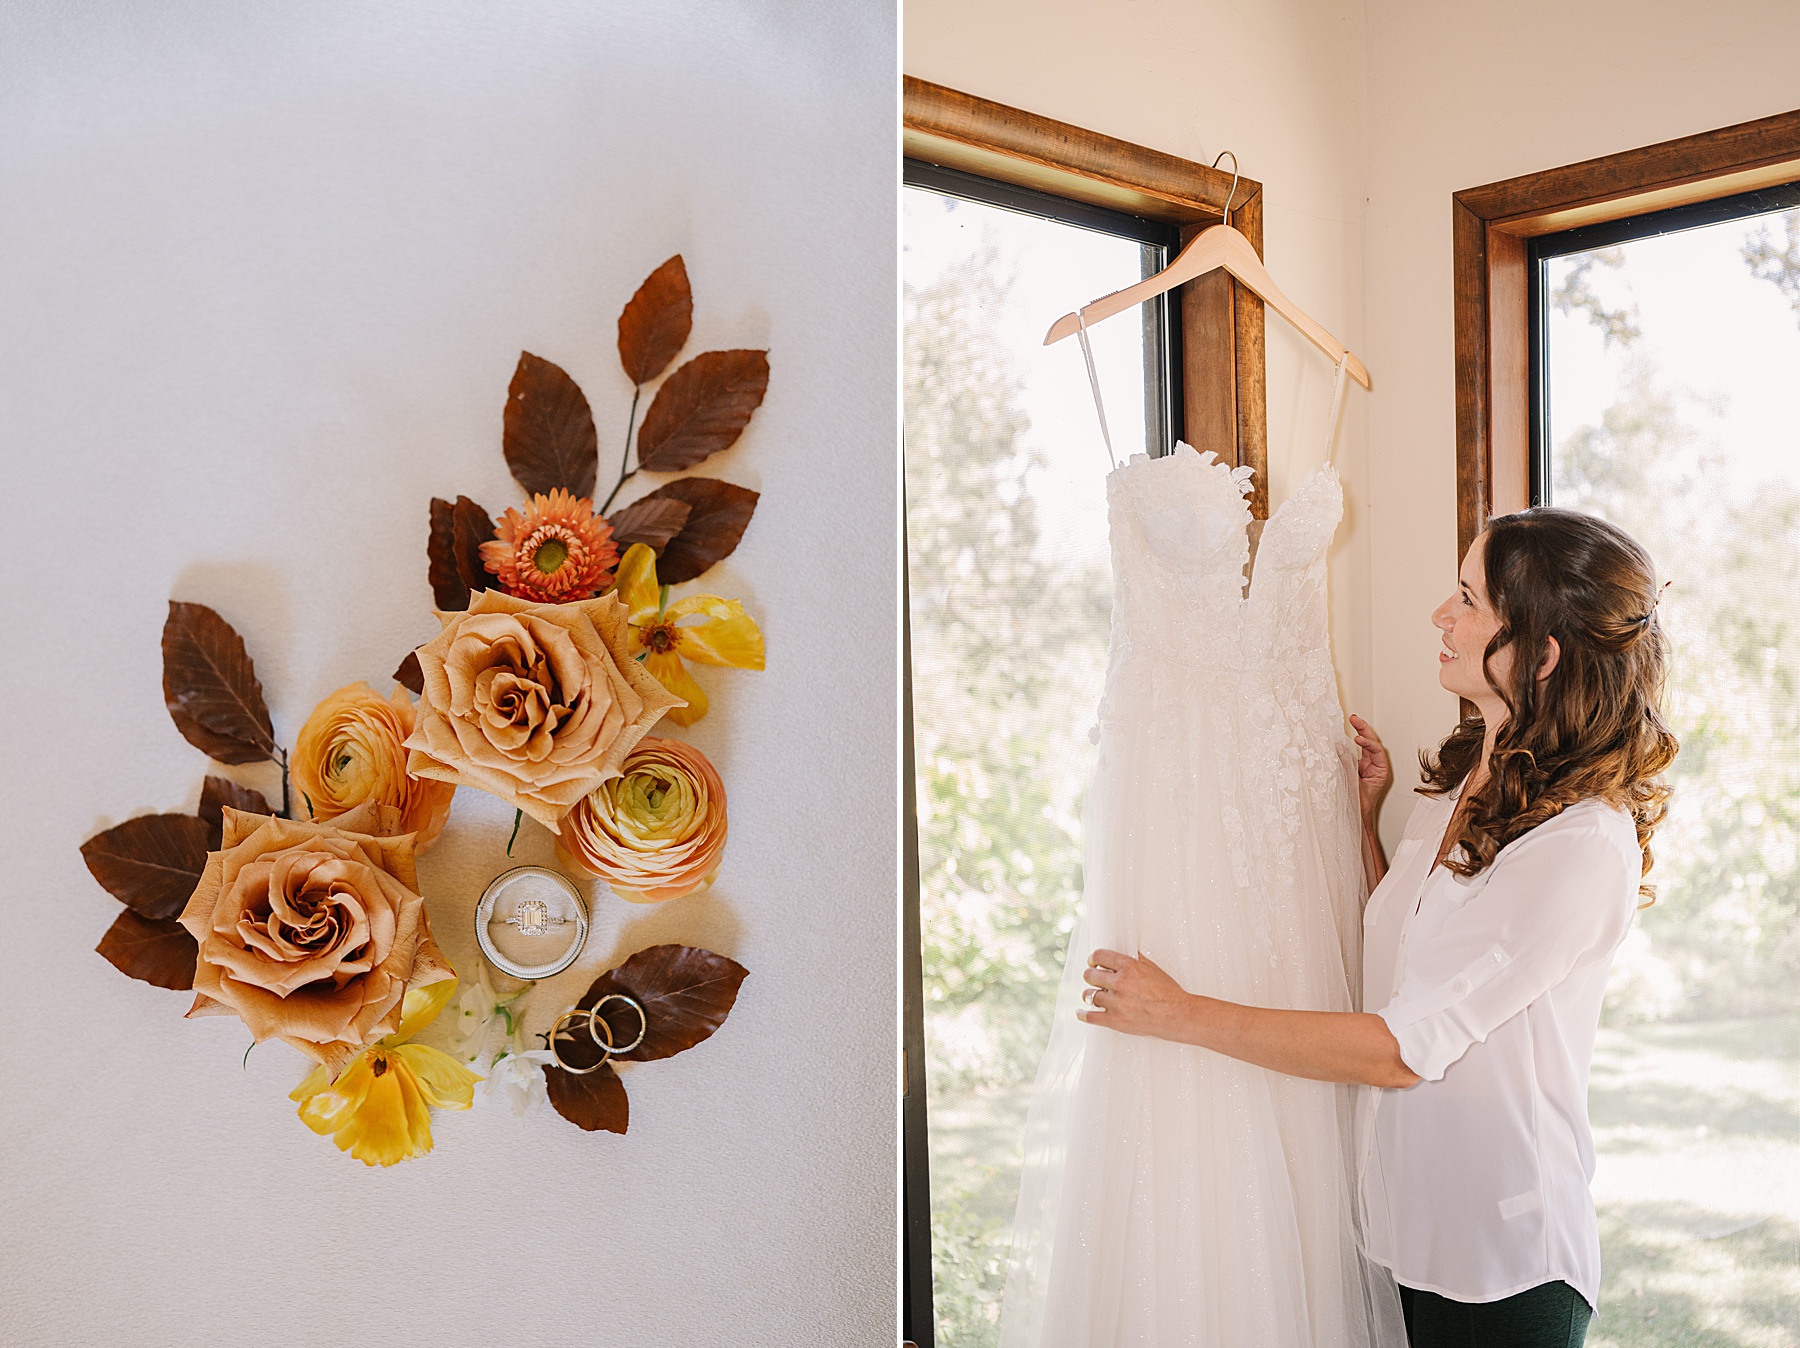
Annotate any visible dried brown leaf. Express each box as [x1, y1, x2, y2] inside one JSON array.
[[162, 602, 277, 764], [393, 650, 425, 695], [629, 478, 760, 584], [427, 497, 465, 610], [636, 349, 769, 474], [606, 496, 691, 554], [504, 351, 598, 499], [96, 910, 197, 990], [578, 944, 748, 1063], [451, 496, 497, 593], [199, 776, 272, 848], [544, 1057, 630, 1134], [80, 812, 212, 920], [617, 255, 693, 386], [426, 496, 496, 611]]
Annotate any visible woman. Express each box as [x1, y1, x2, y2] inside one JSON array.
[[1080, 507, 1677, 1347]]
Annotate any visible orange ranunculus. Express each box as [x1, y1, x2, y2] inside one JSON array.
[[292, 682, 455, 848]]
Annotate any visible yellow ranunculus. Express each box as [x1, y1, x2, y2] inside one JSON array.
[[558, 735, 728, 902], [616, 543, 764, 728], [288, 977, 480, 1167]]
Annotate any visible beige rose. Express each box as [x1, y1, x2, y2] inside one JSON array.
[[292, 682, 455, 848], [403, 589, 682, 828], [177, 802, 455, 1079], [557, 736, 728, 902]]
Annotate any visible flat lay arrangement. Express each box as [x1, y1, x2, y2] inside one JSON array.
[[79, 256, 759, 1165]]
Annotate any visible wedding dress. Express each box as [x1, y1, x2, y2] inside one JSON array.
[[998, 378, 1403, 1346]]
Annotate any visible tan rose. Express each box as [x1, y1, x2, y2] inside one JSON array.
[[292, 682, 455, 849], [403, 589, 682, 828], [557, 736, 728, 902], [177, 802, 455, 1079]]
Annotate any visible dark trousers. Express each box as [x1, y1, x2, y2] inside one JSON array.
[[1399, 1281, 1591, 1348]]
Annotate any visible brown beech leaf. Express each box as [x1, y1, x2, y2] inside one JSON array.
[[606, 496, 691, 554], [162, 602, 277, 764], [617, 255, 693, 386], [544, 1058, 629, 1134], [578, 944, 748, 1063], [199, 776, 272, 848], [636, 349, 769, 474], [451, 496, 497, 593], [426, 496, 496, 611], [504, 351, 598, 499], [96, 910, 197, 990], [427, 497, 465, 610], [80, 812, 212, 920], [393, 650, 425, 695], [630, 478, 760, 585]]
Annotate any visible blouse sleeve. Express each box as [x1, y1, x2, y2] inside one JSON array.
[[1375, 804, 1640, 1082]]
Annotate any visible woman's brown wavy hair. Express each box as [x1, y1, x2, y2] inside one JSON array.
[[1419, 507, 1678, 898]]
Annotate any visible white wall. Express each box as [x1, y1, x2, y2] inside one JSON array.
[[0, 4, 894, 1345], [906, 0, 1378, 719], [1361, 0, 1800, 836]]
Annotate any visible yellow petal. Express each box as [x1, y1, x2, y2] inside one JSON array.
[[666, 596, 765, 670], [392, 1043, 481, 1111], [334, 1063, 431, 1167], [392, 975, 459, 1044], [616, 544, 662, 625], [292, 1053, 375, 1135], [643, 650, 707, 728]]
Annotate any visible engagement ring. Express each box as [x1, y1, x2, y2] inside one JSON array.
[[475, 866, 589, 980]]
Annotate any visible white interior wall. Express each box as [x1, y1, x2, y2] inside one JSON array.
[[1361, 0, 1800, 837], [0, 4, 894, 1345], [905, 0, 1377, 719]]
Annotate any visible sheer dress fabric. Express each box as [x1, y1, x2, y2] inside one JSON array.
[[999, 445, 1404, 1348], [1362, 789, 1640, 1308]]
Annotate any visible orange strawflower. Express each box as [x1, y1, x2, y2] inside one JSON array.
[[480, 489, 620, 603]]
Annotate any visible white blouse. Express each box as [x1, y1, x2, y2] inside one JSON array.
[[1359, 786, 1641, 1308]]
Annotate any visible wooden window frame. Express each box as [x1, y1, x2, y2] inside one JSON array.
[[903, 76, 1271, 514], [1452, 107, 1800, 562]]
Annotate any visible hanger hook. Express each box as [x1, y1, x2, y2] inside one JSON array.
[[1211, 150, 1241, 223]]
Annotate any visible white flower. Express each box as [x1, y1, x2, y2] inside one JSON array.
[[478, 1048, 556, 1116], [446, 968, 555, 1115], [448, 968, 530, 1068]]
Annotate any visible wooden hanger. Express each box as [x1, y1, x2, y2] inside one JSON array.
[[1043, 156, 1371, 390]]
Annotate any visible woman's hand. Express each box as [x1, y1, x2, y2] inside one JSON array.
[[1349, 713, 1392, 825], [1078, 949, 1195, 1038]]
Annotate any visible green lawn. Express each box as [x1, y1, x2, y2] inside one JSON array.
[[1588, 1014, 1800, 1347], [926, 1014, 1800, 1347]]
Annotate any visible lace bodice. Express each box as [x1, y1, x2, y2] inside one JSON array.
[[1098, 442, 1357, 961]]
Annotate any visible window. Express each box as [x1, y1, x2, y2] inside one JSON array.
[[904, 167, 1175, 1348], [1534, 185, 1800, 1342], [901, 78, 1262, 1348], [1458, 110, 1800, 1343]]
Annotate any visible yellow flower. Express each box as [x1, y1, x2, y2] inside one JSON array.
[[616, 543, 764, 728], [289, 977, 480, 1167], [558, 736, 728, 902]]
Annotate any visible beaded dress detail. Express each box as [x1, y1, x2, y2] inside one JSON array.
[[998, 444, 1401, 1348]]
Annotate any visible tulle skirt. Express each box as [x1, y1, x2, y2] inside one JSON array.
[[998, 654, 1404, 1347]]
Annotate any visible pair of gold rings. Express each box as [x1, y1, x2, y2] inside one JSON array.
[[547, 993, 649, 1075]]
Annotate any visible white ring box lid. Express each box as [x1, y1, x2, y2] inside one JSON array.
[[475, 865, 590, 980]]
